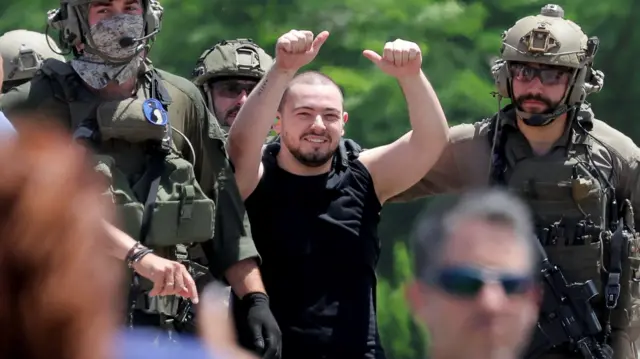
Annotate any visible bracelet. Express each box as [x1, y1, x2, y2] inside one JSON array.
[[125, 242, 143, 262], [128, 248, 154, 269], [126, 242, 152, 268]]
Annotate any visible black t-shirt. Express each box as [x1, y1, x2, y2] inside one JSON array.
[[233, 143, 385, 359]]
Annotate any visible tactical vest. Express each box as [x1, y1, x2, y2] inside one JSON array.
[[506, 131, 608, 285], [39, 59, 216, 248], [487, 108, 636, 341]]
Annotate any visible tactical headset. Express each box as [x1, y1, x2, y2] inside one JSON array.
[[491, 5, 604, 126]]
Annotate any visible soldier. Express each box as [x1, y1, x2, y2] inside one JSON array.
[[393, 4, 640, 358], [0, 29, 66, 93], [0, 0, 281, 352], [191, 39, 270, 312], [192, 38, 273, 133]]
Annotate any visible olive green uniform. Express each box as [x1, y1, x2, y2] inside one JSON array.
[[191, 38, 274, 278], [1, 58, 258, 272], [393, 105, 640, 358], [392, 4, 640, 359], [0, 59, 260, 331]]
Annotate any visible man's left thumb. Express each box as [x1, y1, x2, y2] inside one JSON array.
[[362, 50, 382, 64]]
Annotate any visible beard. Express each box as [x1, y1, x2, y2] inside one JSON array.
[[221, 104, 241, 126], [282, 131, 337, 167], [514, 93, 557, 114]]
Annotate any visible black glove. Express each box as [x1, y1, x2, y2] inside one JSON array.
[[244, 292, 282, 359]]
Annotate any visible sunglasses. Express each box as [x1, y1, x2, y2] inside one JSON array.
[[509, 63, 570, 85], [428, 265, 534, 298], [213, 80, 257, 98]]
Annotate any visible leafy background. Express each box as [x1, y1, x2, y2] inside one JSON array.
[[1, 0, 638, 357]]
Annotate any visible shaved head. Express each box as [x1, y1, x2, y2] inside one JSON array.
[[279, 71, 344, 111]]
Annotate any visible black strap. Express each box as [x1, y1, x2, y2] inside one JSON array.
[[128, 69, 175, 327], [606, 221, 624, 309], [138, 154, 164, 244]]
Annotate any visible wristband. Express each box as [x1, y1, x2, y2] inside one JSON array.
[[126, 242, 151, 268]]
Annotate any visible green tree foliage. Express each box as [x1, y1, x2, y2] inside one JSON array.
[[1, 1, 637, 357]]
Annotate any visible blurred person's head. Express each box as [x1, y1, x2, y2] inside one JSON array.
[[406, 190, 540, 359], [0, 117, 121, 359]]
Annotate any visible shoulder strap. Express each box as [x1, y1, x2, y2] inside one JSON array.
[[39, 59, 99, 132], [39, 58, 79, 102], [144, 69, 172, 110], [486, 111, 507, 187]]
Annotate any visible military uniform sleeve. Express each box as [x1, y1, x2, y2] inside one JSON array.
[[603, 127, 640, 346], [0, 82, 36, 120], [185, 95, 260, 279], [388, 123, 486, 203], [0, 78, 69, 128], [620, 146, 640, 230]]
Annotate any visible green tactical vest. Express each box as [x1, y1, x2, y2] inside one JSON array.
[[493, 120, 634, 332], [39, 59, 216, 248], [506, 131, 608, 285]]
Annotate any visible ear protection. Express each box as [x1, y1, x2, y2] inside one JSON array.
[[145, 0, 163, 38]]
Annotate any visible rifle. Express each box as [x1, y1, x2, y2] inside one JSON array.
[[523, 238, 613, 359]]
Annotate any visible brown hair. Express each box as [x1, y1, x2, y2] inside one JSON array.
[[0, 117, 122, 359], [278, 70, 344, 111]]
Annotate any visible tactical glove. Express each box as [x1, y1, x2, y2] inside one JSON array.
[[243, 292, 282, 359]]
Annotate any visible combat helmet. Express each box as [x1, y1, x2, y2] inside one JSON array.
[[192, 38, 273, 87], [492, 4, 604, 125], [0, 30, 65, 87], [45, 0, 164, 63]]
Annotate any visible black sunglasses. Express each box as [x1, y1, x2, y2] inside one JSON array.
[[509, 63, 570, 85], [428, 265, 534, 298], [213, 80, 257, 98]]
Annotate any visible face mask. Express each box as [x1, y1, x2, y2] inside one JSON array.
[[71, 13, 145, 90]]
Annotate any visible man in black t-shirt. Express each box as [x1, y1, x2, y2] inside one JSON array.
[[225, 29, 450, 359]]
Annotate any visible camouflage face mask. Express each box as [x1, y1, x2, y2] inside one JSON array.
[[71, 13, 145, 90]]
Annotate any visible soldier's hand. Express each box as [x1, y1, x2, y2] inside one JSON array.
[[274, 30, 329, 72], [133, 254, 199, 304], [363, 39, 422, 78]]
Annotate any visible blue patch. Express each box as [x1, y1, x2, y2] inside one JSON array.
[[142, 98, 168, 126]]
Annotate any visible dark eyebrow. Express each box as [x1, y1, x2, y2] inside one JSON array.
[[293, 106, 340, 113]]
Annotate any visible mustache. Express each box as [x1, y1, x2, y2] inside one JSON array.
[[300, 131, 331, 141], [515, 94, 554, 108], [225, 105, 242, 118]]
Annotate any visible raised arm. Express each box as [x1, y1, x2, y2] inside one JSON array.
[[227, 30, 329, 199], [358, 39, 449, 204]]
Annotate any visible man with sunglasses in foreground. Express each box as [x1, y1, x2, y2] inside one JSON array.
[[406, 190, 540, 359], [393, 4, 640, 359]]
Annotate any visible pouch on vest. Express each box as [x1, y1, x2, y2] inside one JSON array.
[[94, 152, 215, 247], [96, 98, 167, 143]]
